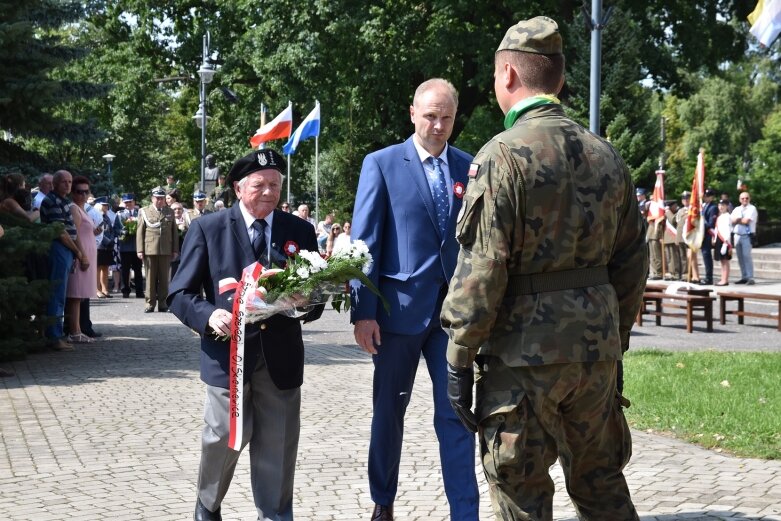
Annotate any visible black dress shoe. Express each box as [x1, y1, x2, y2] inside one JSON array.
[[158, 307, 168, 313], [370, 503, 393, 521], [735, 279, 747, 284], [122, 292, 130, 298], [698, 279, 713, 285], [144, 306, 155, 313], [136, 293, 145, 298], [194, 498, 221, 521]]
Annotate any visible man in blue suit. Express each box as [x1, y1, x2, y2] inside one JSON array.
[[351, 78, 480, 521], [699, 188, 718, 285], [168, 149, 323, 521]]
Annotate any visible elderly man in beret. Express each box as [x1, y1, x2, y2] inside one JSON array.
[[137, 186, 179, 312], [440, 16, 646, 520], [168, 149, 323, 521]]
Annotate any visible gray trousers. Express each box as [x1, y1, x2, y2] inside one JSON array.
[[734, 234, 754, 280], [198, 359, 300, 521]]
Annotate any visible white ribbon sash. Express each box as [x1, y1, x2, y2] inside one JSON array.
[[218, 261, 263, 451]]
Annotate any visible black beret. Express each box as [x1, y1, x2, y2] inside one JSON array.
[[226, 149, 286, 187]]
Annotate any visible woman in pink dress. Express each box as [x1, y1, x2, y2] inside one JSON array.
[[66, 176, 99, 343]]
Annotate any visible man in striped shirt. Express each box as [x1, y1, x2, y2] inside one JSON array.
[[39, 170, 86, 351]]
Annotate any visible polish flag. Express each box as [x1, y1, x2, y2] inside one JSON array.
[[249, 104, 293, 148]]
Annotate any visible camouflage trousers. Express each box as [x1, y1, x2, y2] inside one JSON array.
[[475, 357, 639, 521]]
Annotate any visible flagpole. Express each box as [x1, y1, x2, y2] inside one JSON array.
[[314, 133, 319, 224], [258, 104, 267, 150], [286, 154, 291, 205]]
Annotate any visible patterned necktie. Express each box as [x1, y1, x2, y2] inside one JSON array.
[[251, 219, 267, 261], [430, 157, 449, 234]]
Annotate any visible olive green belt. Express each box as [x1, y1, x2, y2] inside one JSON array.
[[507, 266, 609, 295]]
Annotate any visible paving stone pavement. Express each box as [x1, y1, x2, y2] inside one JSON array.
[[1, 293, 780, 521]]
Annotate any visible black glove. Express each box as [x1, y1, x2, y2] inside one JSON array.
[[447, 363, 477, 433]]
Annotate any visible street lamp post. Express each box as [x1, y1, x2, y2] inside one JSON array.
[[102, 153, 115, 197], [193, 32, 216, 193]]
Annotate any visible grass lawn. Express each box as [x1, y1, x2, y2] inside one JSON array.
[[623, 349, 781, 459]]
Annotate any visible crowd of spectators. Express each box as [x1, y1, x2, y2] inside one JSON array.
[[637, 186, 759, 285], [0, 169, 355, 358]]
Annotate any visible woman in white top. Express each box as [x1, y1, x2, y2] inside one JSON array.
[[332, 221, 352, 253], [714, 199, 733, 286]]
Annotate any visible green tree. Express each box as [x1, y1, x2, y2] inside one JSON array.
[[0, 0, 107, 174], [6, 0, 765, 217], [750, 107, 781, 219], [665, 62, 776, 198], [566, 6, 662, 188], [0, 215, 61, 361]]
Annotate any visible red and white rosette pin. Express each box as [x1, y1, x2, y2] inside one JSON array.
[[283, 240, 299, 256], [217, 261, 263, 451], [453, 182, 465, 199]]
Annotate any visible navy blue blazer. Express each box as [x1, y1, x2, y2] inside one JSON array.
[[168, 205, 322, 390], [350, 136, 472, 335]]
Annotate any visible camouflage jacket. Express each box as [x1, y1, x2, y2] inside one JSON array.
[[441, 104, 648, 368]]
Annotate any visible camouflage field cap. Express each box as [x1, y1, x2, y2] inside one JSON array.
[[497, 16, 562, 55]]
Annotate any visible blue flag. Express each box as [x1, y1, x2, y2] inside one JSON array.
[[283, 102, 321, 155]]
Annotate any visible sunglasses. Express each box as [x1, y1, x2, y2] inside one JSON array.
[[73, 189, 90, 195]]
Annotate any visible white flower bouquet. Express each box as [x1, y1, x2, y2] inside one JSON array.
[[221, 239, 387, 327]]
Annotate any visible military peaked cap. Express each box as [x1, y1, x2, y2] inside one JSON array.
[[497, 16, 563, 55]]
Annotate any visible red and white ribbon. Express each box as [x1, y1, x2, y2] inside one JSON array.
[[218, 261, 263, 451]]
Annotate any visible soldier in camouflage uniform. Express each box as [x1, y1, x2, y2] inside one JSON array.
[[440, 16, 648, 521], [137, 186, 179, 312]]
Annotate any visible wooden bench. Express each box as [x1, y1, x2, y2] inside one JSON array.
[[636, 291, 715, 333], [718, 291, 781, 332]]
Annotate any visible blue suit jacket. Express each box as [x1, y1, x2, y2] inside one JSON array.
[[168, 205, 322, 390], [351, 136, 472, 335]]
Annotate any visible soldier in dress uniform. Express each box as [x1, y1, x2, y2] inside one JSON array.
[[186, 190, 211, 225], [209, 174, 228, 207], [137, 186, 179, 312], [118, 193, 144, 298], [664, 200, 681, 280], [440, 16, 647, 521], [675, 191, 691, 280], [647, 203, 665, 280]]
